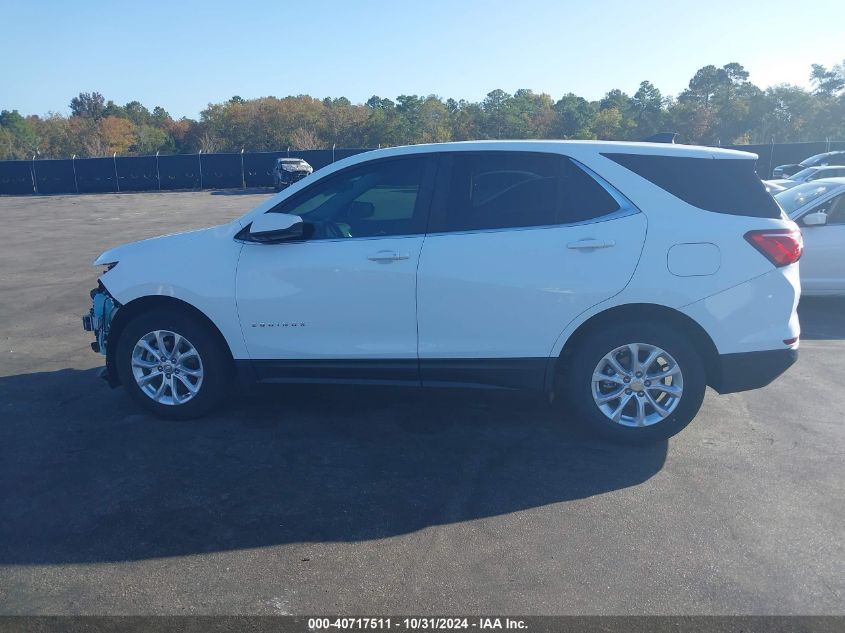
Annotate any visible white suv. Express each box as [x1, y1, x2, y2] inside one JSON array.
[[83, 141, 802, 443]]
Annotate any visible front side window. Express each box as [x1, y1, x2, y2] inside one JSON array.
[[809, 193, 845, 225], [828, 195, 845, 224], [270, 157, 429, 239], [430, 152, 620, 233]]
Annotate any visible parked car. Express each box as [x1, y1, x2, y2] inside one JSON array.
[[763, 181, 786, 194], [775, 178, 845, 296], [772, 150, 845, 179], [83, 141, 801, 444], [766, 165, 845, 190], [272, 157, 313, 191]]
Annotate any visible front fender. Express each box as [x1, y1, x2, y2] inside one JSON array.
[[96, 223, 249, 360]]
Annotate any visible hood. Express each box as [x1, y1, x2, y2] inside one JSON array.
[[93, 221, 243, 266]]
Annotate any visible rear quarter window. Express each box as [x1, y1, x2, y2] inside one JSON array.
[[602, 153, 782, 219]]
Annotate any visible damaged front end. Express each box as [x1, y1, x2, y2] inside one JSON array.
[[82, 283, 121, 386]]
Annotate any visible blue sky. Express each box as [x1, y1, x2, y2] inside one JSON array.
[[1, 0, 843, 119]]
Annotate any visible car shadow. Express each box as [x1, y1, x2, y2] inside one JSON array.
[[798, 297, 845, 340], [0, 368, 666, 565]]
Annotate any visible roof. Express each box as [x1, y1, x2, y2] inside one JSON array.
[[339, 140, 757, 162]]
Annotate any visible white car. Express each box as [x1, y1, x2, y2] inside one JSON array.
[[766, 165, 845, 190], [763, 181, 786, 195], [83, 141, 802, 443], [775, 178, 845, 296]]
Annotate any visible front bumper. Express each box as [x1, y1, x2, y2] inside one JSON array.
[[82, 286, 121, 387], [710, 348, 798, 394], [277, 170, 312, 184], [82, 286, 118, 354]]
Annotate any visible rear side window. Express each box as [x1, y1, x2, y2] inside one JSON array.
[[603, 153, 782, 219], [430, 152, 620, 233]]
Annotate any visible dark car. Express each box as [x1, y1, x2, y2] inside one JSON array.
[[272, 157, 314, 191], [772, 150, 845, 179]]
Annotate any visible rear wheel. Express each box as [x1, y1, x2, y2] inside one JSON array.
[[562, 322, 706, 444], [116, 308, 231, 419]]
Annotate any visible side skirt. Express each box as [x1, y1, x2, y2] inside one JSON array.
[[237, 358, 548, 391]]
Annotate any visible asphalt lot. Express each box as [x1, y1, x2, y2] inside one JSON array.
[[0, 190, 843, 615]]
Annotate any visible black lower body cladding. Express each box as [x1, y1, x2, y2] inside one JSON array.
[[710, 348, 798, 394]]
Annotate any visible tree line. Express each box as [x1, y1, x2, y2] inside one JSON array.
[[1, 60, 843, 160]]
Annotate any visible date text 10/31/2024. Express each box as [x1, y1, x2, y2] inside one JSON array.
[[307, 618, 528, 630]]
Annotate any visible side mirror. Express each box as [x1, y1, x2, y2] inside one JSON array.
[[248, 213, 304, 242], [802, 211, 828, 227]]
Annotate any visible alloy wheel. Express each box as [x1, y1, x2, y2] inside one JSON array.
[[591, 342, 684, 427], [130, 330, 204, 405]]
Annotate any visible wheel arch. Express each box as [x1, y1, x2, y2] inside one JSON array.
[[106, 295, 235, 386], [546, 303, 720, 393]]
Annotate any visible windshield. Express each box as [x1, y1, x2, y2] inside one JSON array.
[[774, 182, 839, 217], [799, 153, 828, 167], [788, 167, 818, 181], [798, 152, 842, 167]]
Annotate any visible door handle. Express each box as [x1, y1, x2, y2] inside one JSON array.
[[566, 238, 616, 250], [367, 250, 409, 262]]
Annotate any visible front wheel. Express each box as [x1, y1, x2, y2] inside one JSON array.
[[116, 308, 231, 419], [562, 322, 706, 444]]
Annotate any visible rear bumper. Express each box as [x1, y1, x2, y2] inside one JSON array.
[[710, 348, 798, 394]]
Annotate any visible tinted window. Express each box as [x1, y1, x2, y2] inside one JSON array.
[[603, 153, 782, 219], [270, 157, 428, 238], [431, 152, 619, 232], [828, 195, 845, 224], [560, 158, 621, 222]]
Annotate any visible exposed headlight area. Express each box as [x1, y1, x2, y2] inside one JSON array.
[[81, 283, 120, 356]]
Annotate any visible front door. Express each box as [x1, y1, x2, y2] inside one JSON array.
[[236, 155, 436, 382], [800, 192, 845, 294]]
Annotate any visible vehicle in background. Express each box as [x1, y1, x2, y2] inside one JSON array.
[[772, 150, 845, 179], [766, 165, 845, 190], [272, 157, 313, 191], [83, 141, 801, 444], [775, 178, 845, 296], [764, 181, 786, 194]]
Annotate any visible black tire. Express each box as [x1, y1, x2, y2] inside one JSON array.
[[115, 307, 232, 419], [562, 321, 706, 444]]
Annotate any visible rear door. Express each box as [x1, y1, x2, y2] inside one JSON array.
[[415, 151, 647, 389]]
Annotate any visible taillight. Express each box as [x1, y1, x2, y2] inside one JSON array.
[[744, 228, 803, 267]]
